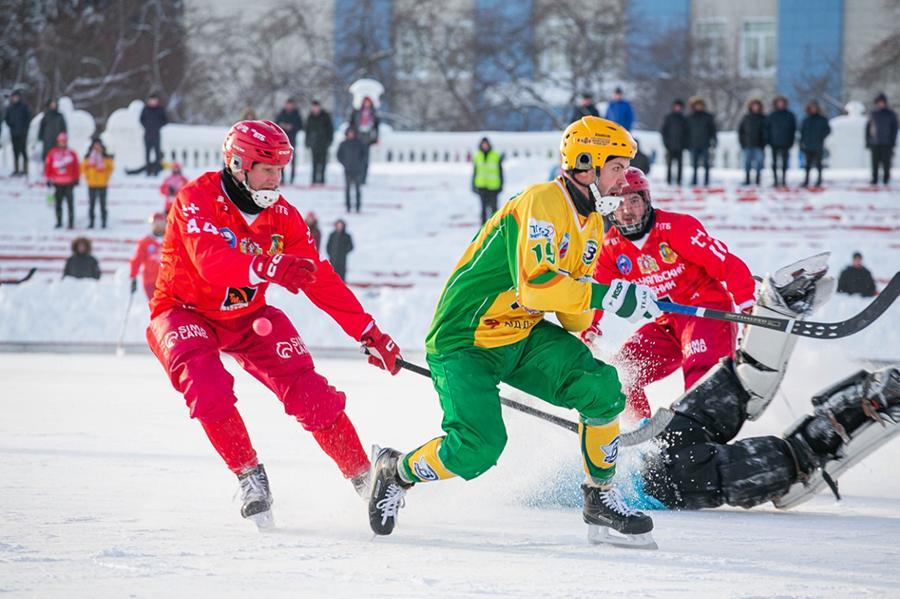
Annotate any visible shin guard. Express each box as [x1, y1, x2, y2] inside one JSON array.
[[581, 418, 619, 485], [200, 409, 258, 475], [311, 412, 370, 478]]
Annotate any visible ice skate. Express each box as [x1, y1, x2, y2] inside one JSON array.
[[367, 445, 412, 536], [351, 469, 371, 500], [237, 463, 274, 530], [776, 368, 900, 509], [582, 484, 657, 550]]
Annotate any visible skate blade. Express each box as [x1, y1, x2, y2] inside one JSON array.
[[247, 510, 275, 531], [587, 525, 658, 550]]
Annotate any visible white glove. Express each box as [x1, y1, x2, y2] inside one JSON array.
[[601, 279, 661, 323]]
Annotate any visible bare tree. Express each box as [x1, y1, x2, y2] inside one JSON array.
[[853, 0, 900, 99]]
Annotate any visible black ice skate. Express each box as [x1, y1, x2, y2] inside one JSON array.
[[776, 368, 900, 509], [367, 446, 413, 536], [237, 463, 274, 530], [582, 484, 657, 550]]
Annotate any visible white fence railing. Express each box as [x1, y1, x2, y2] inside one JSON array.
[[0, 98, 892, 174]]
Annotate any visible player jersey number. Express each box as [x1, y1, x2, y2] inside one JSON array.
[[186, 218, 222, 236], [531, 240, 556, 266], [689, 229, 727, 261]]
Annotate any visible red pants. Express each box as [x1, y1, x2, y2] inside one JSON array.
[[147, 305, 368, 477], [615, 306, 737, 419]]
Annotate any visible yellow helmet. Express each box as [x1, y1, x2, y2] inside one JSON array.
[[559, 116, 636, 171]]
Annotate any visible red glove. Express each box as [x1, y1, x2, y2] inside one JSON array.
[[361, 323, 401, 375], [736, 299, 755, 314], [580, 323, 602, 345], [251, 254, 316, 293]]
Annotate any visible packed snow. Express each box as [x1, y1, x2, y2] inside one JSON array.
[[1, 159, 899, 597]]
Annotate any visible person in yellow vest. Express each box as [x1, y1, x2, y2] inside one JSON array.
[[81, 139, 115, 228], [472, 137, 504, 224]]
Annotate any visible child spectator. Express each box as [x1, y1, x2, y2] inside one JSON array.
[[837, 252, 877, 297], [82, 139, 114, 228], [63, 237, 101, 279]]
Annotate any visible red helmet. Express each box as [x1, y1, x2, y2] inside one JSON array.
[[222, 120, 293, 172], [609, 167, 653, 236], [621, 167, 650, 197], [149, 212, 167, 225]]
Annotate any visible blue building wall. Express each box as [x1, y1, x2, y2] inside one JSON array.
[[776, 0, 844, 117], [626, 0, 691, 79], [333, 0, 393, 122]]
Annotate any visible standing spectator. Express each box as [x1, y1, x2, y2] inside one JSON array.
[[630, 140, 651, 175], [605, 87, 634, 131], [799, 101, 831, 188], [866, 93, 898, 185], [4, 89, 32, 176], [305, 100, 334, 185], [686, 97, 717, 187], [140, 93, 168, 176], [81, 139, 114, 229], [38, 98, 67, 162], [569, 92, 599, 124], [347, 96, 379, 184], [660, 99, 688, 185], [159, 163, 189, 213], [326, 219, 353, 281], [275, 98, 304, 184], [472, 137, 503, 224], [305, 211, 321, 251], [837, 252, 876, 297], [44, 132, 79, 229], [738, 98, 767, 186], [129, 212, 166, 300], [337, 128, 366, 213], [63, 237, 101, 280], [766, 95, 797, 187]]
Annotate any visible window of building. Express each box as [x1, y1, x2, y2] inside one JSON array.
[[740, 19, 776, 77], [693, 19, 727, 72]]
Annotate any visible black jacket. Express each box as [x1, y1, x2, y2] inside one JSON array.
[[800, 114, 831, 153], [38, 110, 67, 149], [326, 231, 353, 268], [766, 109, 797, 148], [631, 150, 651, 174], [275, 108, 304, 142], [140, 105, 168, 139], [866, 107, 898, 148], [686, 111, 716, 150], [348, 107, 379, 145], [305, 111, 334, 151], [660, 111, 689, 152], [4, 101, 32, 136], [738, 112, 767, 149], [63, 254, 101, 280], [837, 265, 876, 297], [570, 104, 599, 123], [337, 138, 367, 177]]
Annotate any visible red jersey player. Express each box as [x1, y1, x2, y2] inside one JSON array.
[[145, 120, 402, 528], [586, 167, 755, 420], [128, 212, 166, 300]]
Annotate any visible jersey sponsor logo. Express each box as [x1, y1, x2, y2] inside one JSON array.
[[240, 238, 263, 255], [219, 227, 237, 248], [274, 205, 289, 216], [483, 318, 501, 328], [659, 242, 677, 264], [412, 457, 440, 481], [600, 437, 619, 465], [635, 262, 684, 287], [637, 254, 659, 274], [268, 234, 285, 256], [222, 286, 257, 310], [558, 232, 570, 259], [162, 323, 209, 348], [616, 254, 632, 275], [275, 336, 309, 359], [684, 338, 708, 357], [656, 221, 671, 230], [581, 239, 598, 265], [575, 134, 610, 146], [527, 218, 555, 242]]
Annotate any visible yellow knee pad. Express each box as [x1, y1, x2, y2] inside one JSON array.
[[580, 418, 620, 484], [402, 437, 457, 483]]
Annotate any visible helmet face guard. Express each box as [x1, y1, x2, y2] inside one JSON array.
[[608, 167, 652, 236]]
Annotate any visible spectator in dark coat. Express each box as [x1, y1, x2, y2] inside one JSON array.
[[63, 237, 101, 280], [799, 101, 831, 188], [738, 98, 766, 186], [305, 100, 334, 185], [605, 87, 635, 131], [570, 93, 599, 124], [765, 95, 797, 187], [347, 96, 379, 184], [326, 219, 353, 281], [630, 140, 651, 175], [4, 89, 32, 176], [38, 99, 67, 162], [866, 93, 898, 185], [660, 99, 689, 185], [305, 211, 321, 252], [337, 128, 367, 212], [139, 94, 168, 176], [837, 252, 876, 297], [275, 98, 304, 184], [686, 97, 717, 187]]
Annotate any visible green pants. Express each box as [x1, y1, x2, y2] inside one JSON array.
[[412, 320, 624, 481]]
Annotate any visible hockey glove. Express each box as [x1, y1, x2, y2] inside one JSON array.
[[361, 323, 402, 375], [251, 254, 316, 294], [600, 279, 661, 323]]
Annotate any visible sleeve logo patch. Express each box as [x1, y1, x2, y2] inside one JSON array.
[[581, 239, 598, 265], [659, 242, 678, 264], [219, 227, 237, 248], [558, 232, 570, 258], [616, 254, 632, 275], [637, 254, 659, 274]]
